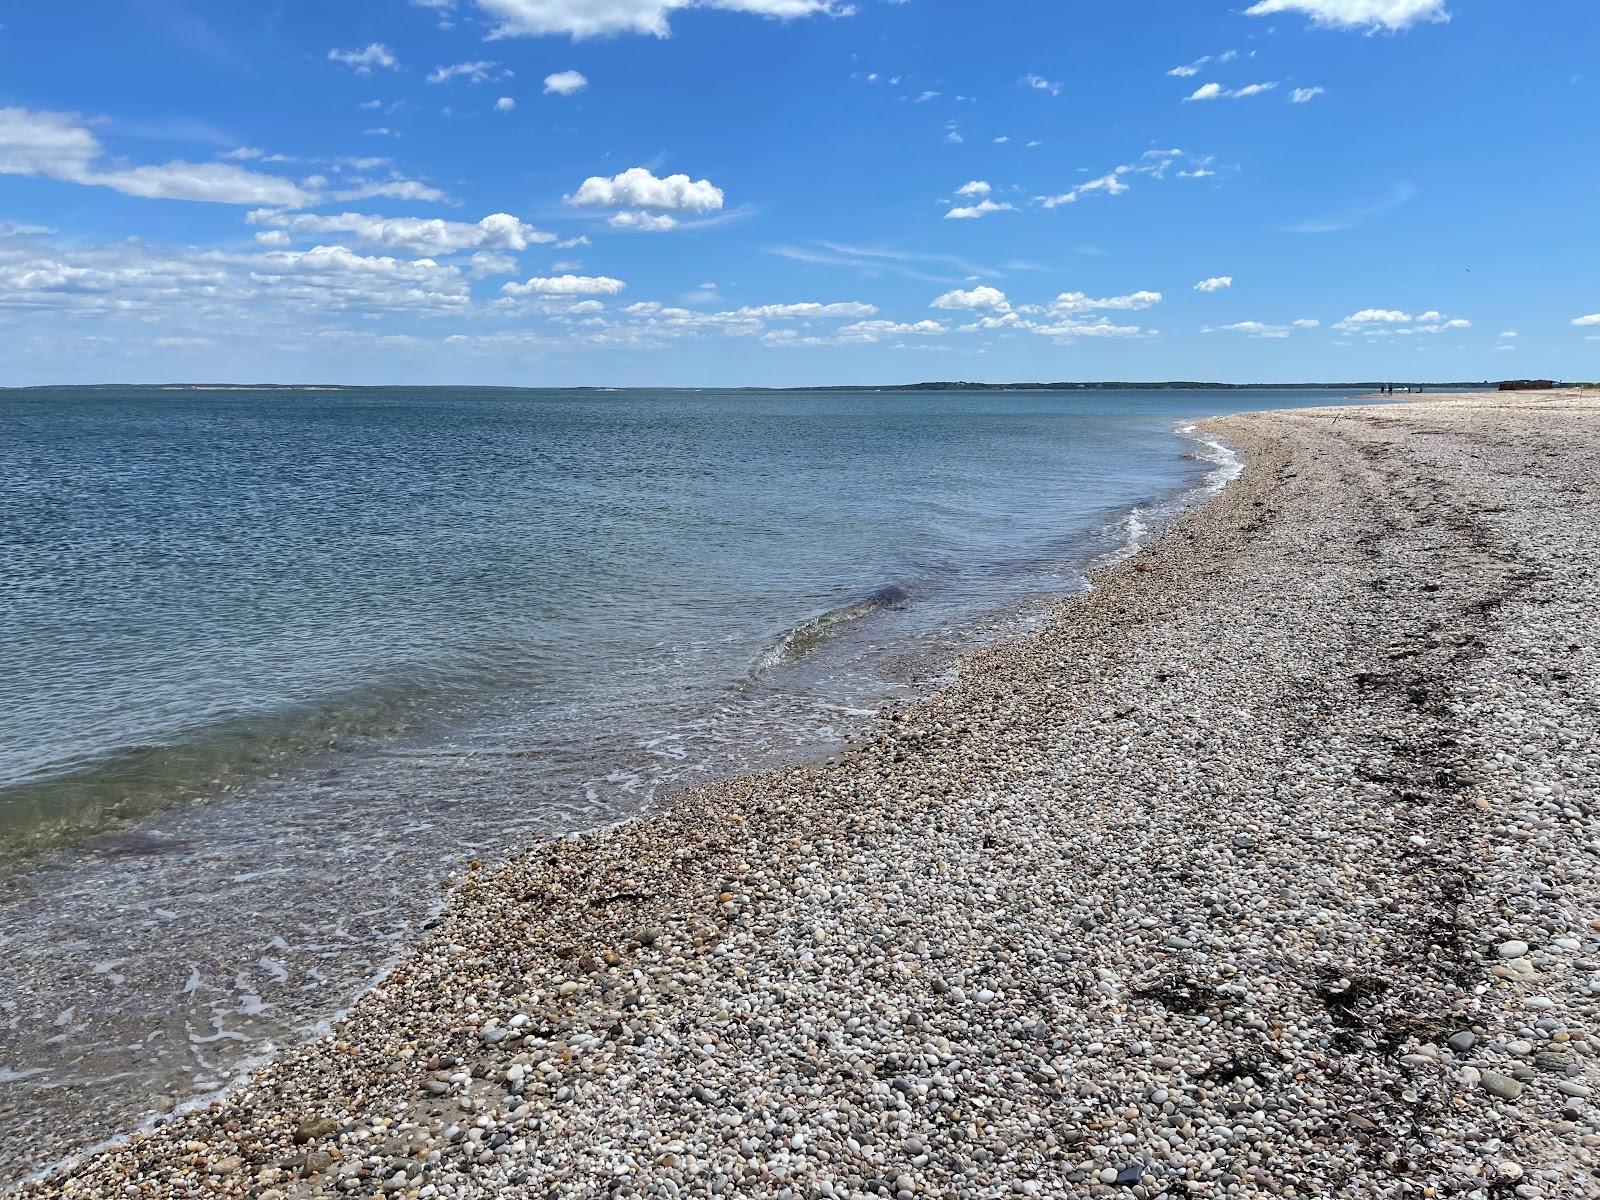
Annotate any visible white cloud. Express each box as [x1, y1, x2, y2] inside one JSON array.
[[412, 0, 457, 25], [328, 44, 398, 74], [0, 107, 315, 207], [1188, 81, 1278, 101], [1053, 289, 1162, 313], [1194, 276, 1233, 293], [1572, 314, 1600, 327], [1022, 73, 1062, 96], [246, 210, 555, 254], [1212, 320, 1292, 338], [501, 273, 626, 296], [567, 166, 723, 212], [1334, 307, 1470, 334], [468, 251, 518, 277], [1335, 308, 1411, 327], [0, 235, 472, 322], [1244, 0, 1449, 32], [496, 96, 516, 112], [954, 180, 991, 197], [608, 210, 679, 231], [1291, 87, 1325, 103], [332, 178, 451, 204], [1031, 317, 1150, 340], [931, 286, 1011, 312], [946, 198, 1015, 220], [736, 301, 877, 319], [764, 318, 946, 347], [544, 70, 588, 95], [1170, 49, 1238, 77], [1498, 330, 1517, 338], [427, 61, 502, 84], [1207, 317, 1322, 338], [474, 0, 851, 40], [1036, 149, 1192, 210]]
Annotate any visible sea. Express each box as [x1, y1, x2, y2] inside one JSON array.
[[0, 384, 1363, 1178]]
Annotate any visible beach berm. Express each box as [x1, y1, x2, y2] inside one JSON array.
[[17, 391, 1600, 1198]]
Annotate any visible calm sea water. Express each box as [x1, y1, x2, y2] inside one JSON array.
[[0, 384, 1359, 1177]]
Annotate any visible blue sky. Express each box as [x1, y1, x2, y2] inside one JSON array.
[[0, 0, 1595, 386]]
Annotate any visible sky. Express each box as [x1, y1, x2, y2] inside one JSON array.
[[0, 0, 1595, 387]]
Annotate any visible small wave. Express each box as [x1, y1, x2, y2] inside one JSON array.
[[1175, 421, 1243, 494], [759, 585, 911, 669]]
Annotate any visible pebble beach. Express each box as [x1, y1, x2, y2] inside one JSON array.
[[14, 390, 1600, 1199]]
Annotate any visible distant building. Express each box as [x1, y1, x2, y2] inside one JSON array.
[[1498, 379, 1556, 391]]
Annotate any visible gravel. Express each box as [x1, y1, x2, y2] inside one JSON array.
[[13, 391, 1600, 1199]]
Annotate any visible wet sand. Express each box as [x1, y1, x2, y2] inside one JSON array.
[[12, 391, 1600, 1198]]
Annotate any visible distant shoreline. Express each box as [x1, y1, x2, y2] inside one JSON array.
[[2, 380, 1509, 394]]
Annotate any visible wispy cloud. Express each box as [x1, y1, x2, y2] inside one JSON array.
[[328, 44, 398, 74], [1169, 49, 1237, 78], [766, 241, 1008, 284], [1285, 181, 1416, 233], [1186, 80, 1278, 101]]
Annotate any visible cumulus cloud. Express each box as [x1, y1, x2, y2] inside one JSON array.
[[946, 198, 1015, 220], [544, 70, 588, 95], [608, 210, 679, 231], [468, 251, 519, 277], [1187, 83, 1224, 102], [931, 286, 1011, 312], [1053, 290, 1162, 313], [246, 210, 555, 254], [736, 301, 878, 319], [1573, 314, 1600, 327], [1243, 0, 1449, 31], [764, 319, 947, 347], [1334, 307, 1470, 334], [0, 236, 473, 320], [1194, 276, 1233, 293], [1211, 321, 1293, 338], [1291, 86, 1326, 103], [496, 96, 516, 112], [474, 0, 851, 40], [0, 107, 315, 206], [329, 44, 398, 73], [1021, 73, 1062, 96], [1335, 308, 1413, 326], [502, 273, 627, 296], [567, 166, 723, 212], [954, 180, 991, 197]]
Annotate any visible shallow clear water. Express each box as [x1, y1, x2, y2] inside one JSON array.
[[0, 384, 1358, 1177]]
